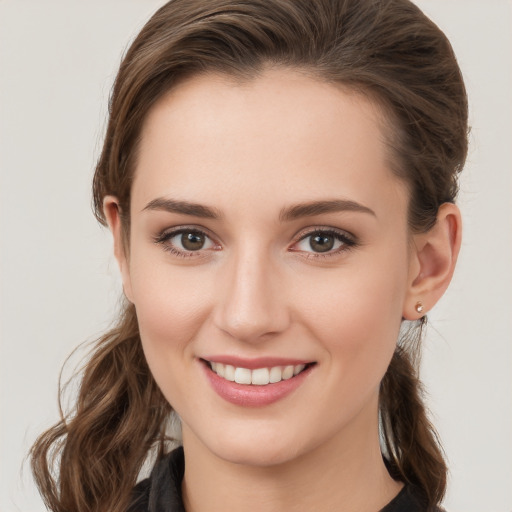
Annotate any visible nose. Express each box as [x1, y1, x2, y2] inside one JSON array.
[[213, 247, 290, 344]]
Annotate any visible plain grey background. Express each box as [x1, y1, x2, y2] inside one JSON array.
[[1, 1, 511, 511]]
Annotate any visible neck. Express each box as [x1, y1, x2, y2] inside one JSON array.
[[181, 402, 403, 512]]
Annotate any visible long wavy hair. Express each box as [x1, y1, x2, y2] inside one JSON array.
[[31, 1, 468, 511]]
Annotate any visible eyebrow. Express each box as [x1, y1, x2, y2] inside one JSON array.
[[279, 199, 376, 221], [142, 197, 375, 221], [142, 197, 221, 219]]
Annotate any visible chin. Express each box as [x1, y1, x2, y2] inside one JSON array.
[[215, 440, 302, 468], [190, 420, 308, 468]]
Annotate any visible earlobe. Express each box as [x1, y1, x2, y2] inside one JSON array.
[[403, 203, 462, 320], [103, 196, 134, 303]]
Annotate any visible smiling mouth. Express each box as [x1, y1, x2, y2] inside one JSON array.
[[203, 359, 314, 385]]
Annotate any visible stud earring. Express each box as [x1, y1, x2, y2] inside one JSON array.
[[415, 301, 424, 314]]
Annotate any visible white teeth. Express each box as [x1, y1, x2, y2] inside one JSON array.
[[294, 364, 305, 375], [269, 366, 282, 383], [251, 368, 270, 385], [209, 361, 308, 385], [234, 367, 252, 384], [216, 363, 225, 378], [282, 365, 294, 380], [224, 364, 235, 381]]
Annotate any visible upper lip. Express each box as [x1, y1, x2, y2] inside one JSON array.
[[201, 355, 314, 370]]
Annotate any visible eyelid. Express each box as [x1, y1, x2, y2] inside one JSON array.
[[154, 223, 219, 241], [292, 225, 357, 245], [153, 225, 221, 256], [153, 224, 357, 259], [289, 226, 358, 257]]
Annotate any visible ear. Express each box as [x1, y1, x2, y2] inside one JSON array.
[[103, 196, 134, 303], [403, 202, 462, 320]]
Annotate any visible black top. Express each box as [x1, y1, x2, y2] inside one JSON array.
[[128, 447, 436, 512]]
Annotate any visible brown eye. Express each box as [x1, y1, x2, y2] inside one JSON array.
[[181, 231, 205, 251], [292, 228, 356, 257], [309, 233, 335, 253], [155, 228, 216, 256]]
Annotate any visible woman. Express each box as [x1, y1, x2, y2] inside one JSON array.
[[30, 0, 467, 511]]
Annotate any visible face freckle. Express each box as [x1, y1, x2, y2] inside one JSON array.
[[123, 67, 415, 467]]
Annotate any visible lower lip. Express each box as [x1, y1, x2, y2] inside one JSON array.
[[201, 361, 314, 407]]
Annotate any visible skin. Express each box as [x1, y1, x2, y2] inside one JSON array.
[[105, 68, 461, 512]]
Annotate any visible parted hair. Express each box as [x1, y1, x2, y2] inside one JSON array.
[[31, 1, 468, 511]]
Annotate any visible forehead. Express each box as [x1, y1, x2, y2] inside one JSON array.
[[132, 68, 407, 221]]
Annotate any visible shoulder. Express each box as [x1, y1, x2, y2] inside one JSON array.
[[127, 446, 185, 512], [380, 485, 444, 512]]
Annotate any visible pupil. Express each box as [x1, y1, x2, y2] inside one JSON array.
[[181, 232, 205, 251], [310, 234, 334, 253]]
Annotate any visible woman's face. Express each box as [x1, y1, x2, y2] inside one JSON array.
[[119, 69, 418, 466]]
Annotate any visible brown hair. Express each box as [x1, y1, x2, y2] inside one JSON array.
[[31, 1, 468, 511]]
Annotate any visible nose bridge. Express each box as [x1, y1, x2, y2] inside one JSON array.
[[214, 242, 288, 343]]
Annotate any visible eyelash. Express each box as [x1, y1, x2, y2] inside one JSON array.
[[153, 227, 218, 258], [292, 228, 357, 259], [153, 226, 358, 259]]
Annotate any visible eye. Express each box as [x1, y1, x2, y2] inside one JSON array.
[[173, 231, 210, 251], [292, 229, 356, 256], [154, 227, 218, 256]]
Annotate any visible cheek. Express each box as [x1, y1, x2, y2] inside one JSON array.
[[127, 248, 215, 377], [128, 259, 220, 414], [294, 250, 408, 378]]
